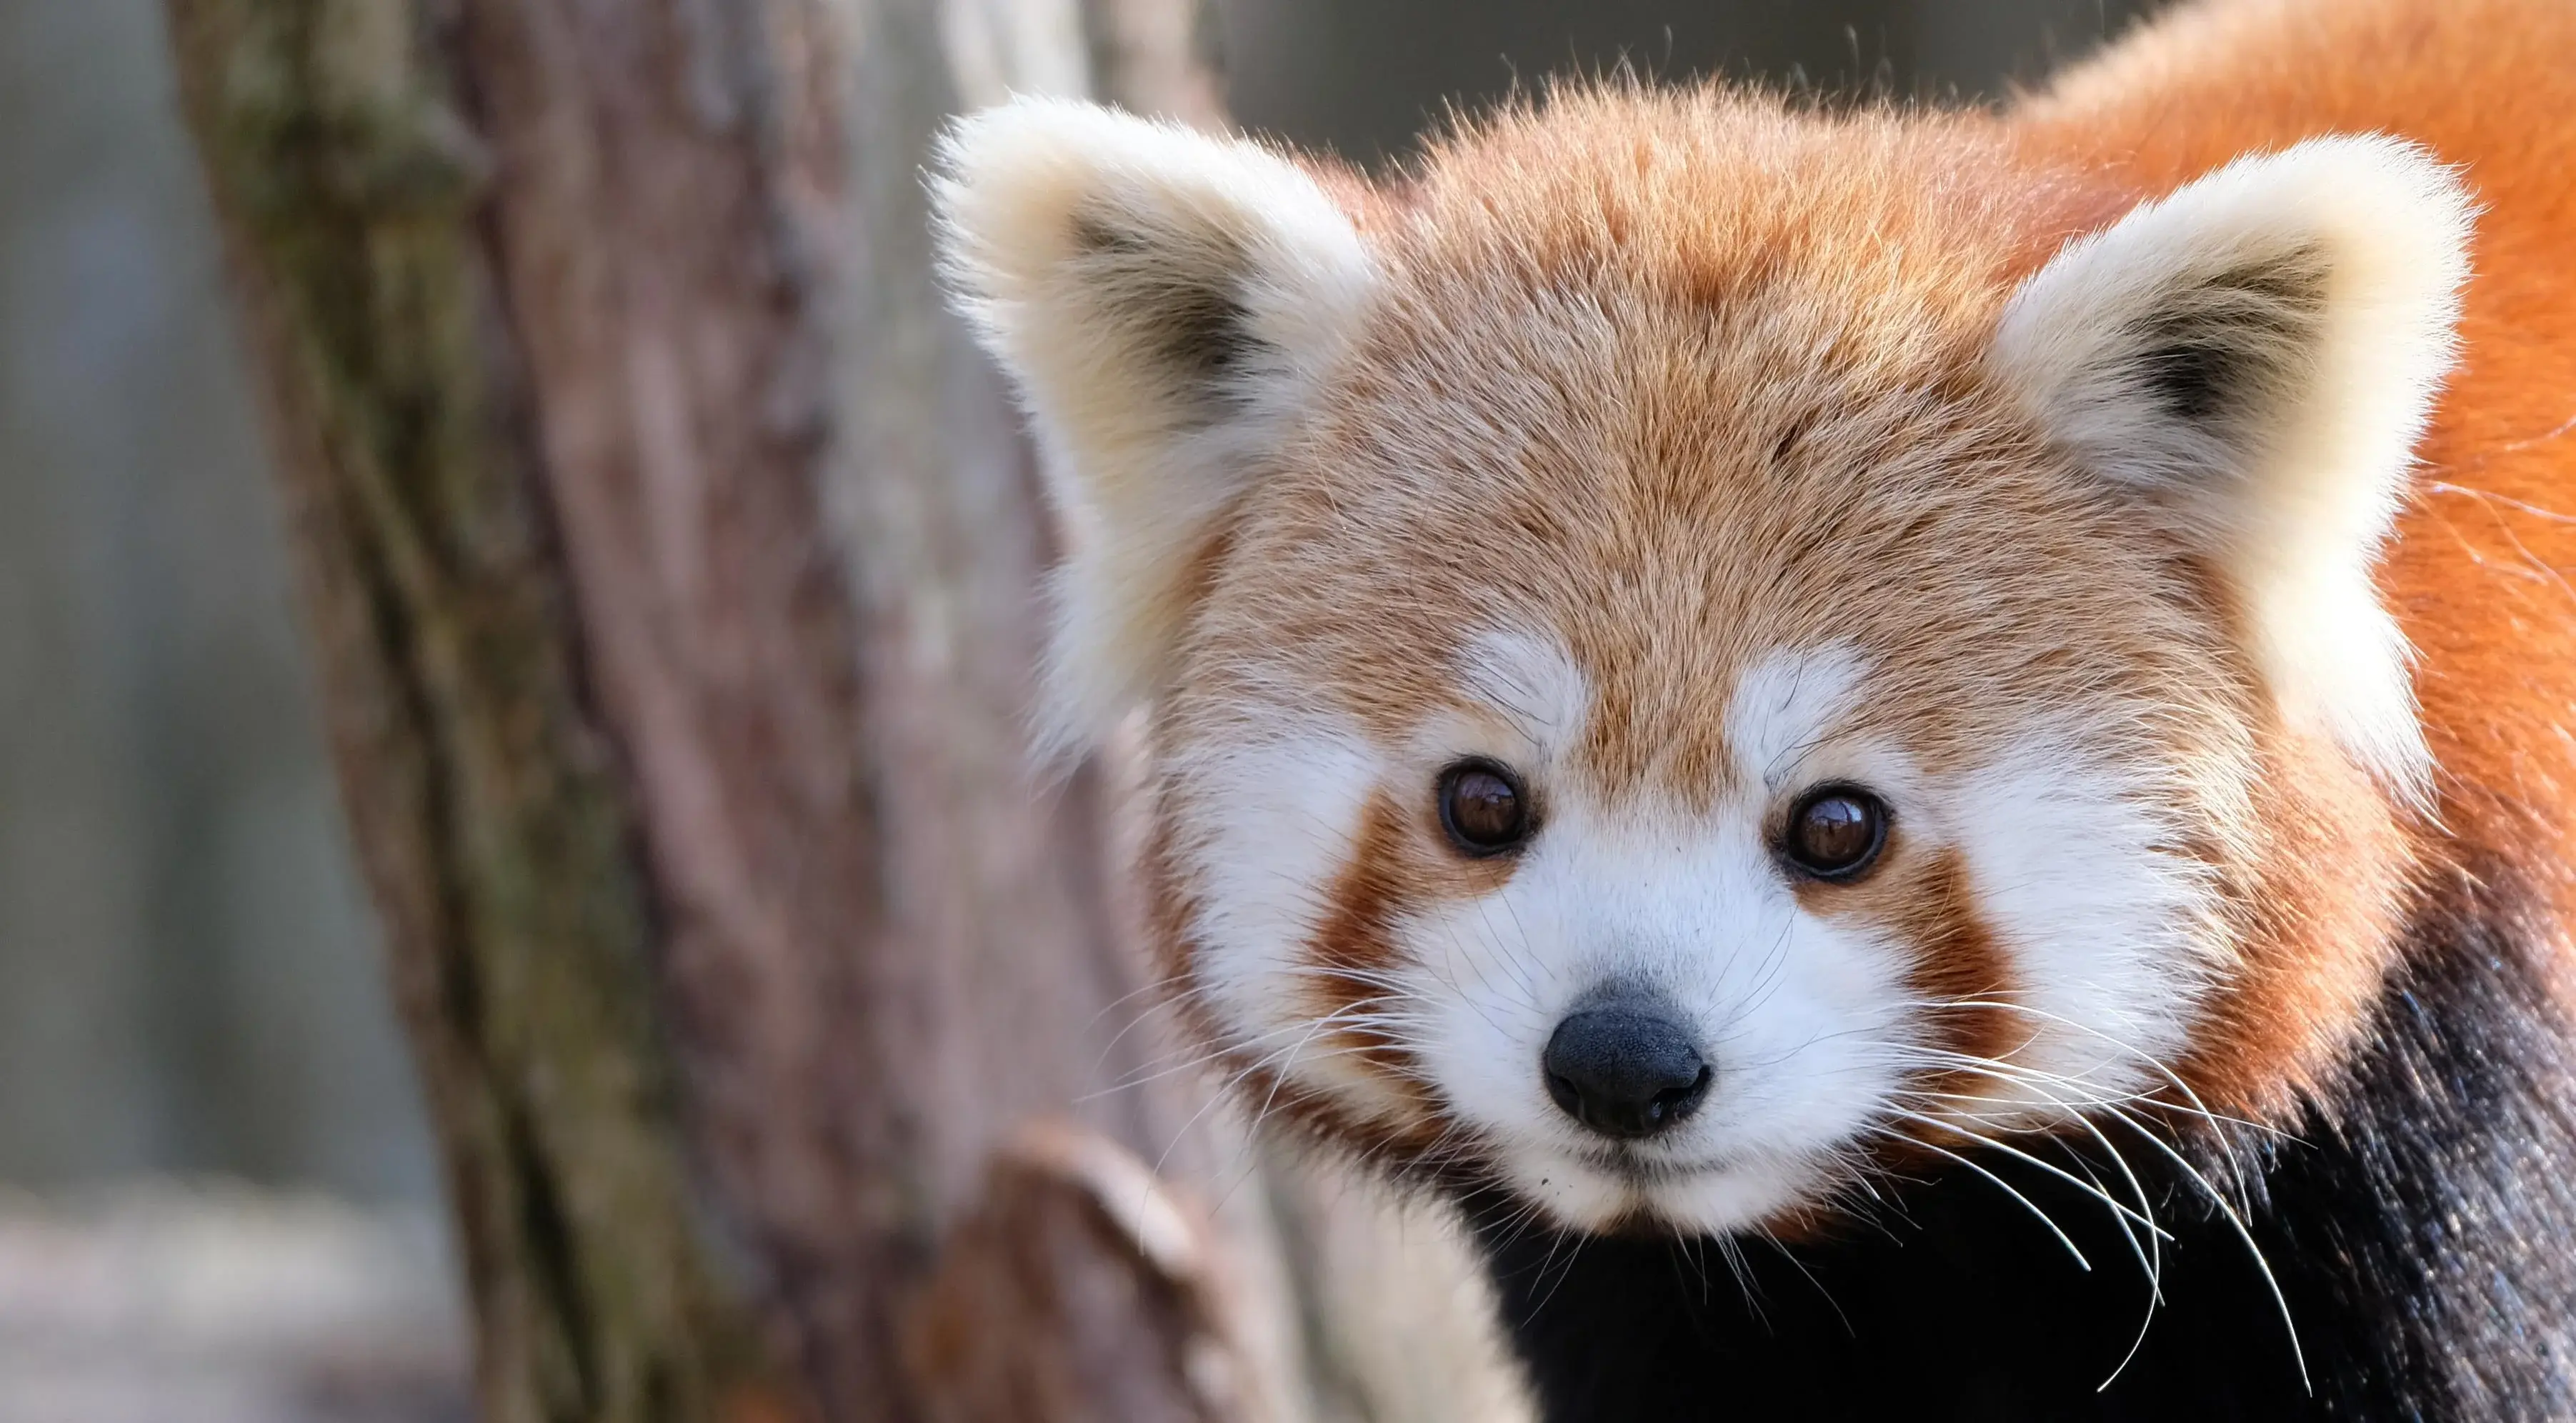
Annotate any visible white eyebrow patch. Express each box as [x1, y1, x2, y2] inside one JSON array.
[[1726, 644, 1869, 791], [1449, 627, 1590, 758]]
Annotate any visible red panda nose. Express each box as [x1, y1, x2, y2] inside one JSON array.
[[1542, 996, 1712, 1139]]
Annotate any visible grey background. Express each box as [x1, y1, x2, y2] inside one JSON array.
[[0, 0, 2153, 1204], [0, 0, 433, 1202]]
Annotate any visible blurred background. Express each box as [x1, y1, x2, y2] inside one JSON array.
[[0, 0, 2148, 1417]]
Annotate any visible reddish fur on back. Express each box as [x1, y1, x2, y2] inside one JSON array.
[[2016, 0, 2576, 1114]]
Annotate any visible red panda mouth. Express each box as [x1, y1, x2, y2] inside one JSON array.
[[1570, 1144, 1739, 1182]]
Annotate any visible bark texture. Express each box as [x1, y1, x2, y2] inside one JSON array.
[[161, 2, 781, 1419], [164, 0, 1277, 1419]]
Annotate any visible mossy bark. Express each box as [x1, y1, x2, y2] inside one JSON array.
[[161, 1, 1300, 1421], [160, 3, 784, 1421]]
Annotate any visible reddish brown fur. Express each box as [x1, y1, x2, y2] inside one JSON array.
[[1142, 806, 1451, 1161], [2015, 0, 2576, 1114], [1304, 792, 1453, 1089], [1892, 849, 2027, 1081]]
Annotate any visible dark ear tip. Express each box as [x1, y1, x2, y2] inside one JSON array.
[[1060, 202, 1263, 404], [2127, 249, 2332, 425], [2137, 336, 2241, 421], [1069, 209, 1139, 256]]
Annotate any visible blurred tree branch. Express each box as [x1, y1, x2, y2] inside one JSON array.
[[159, 1, 778, 1418], [1082, 0, 1229, 125], [161, 0, 1275, 1420]]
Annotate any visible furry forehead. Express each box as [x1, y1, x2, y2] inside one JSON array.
[[934, 91, 2469, 802]]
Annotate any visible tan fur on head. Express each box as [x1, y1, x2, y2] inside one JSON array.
[[932, 98, 1379, 753]]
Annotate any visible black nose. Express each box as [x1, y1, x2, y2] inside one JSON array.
[[1542, 997, 1711, 1139]]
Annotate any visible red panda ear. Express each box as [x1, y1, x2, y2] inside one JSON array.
[[934, 98, 1377, 752], [1990, 136, 2474, 799]]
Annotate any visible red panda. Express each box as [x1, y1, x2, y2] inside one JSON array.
[[932, 0, 2576, 1414]]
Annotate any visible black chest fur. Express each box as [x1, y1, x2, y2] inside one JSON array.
[[1471, 862, 2576, 1421]]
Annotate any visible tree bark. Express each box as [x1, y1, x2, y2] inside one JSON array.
[[162, 1, 1280, 1420]]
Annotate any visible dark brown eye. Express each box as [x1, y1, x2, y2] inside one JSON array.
[[1439, 760, 1531, 856], [1781, 786, 1888, 880]]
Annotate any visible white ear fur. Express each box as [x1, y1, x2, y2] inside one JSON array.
[[933, 97, 1377, 752], [1991, 136, 2474, 799]]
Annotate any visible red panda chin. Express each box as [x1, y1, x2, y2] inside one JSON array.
[[1492, 1149, 1836, 1241]]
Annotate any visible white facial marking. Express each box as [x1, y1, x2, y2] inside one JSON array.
[[1417, 800, 1912, 1232], [1172, 635, 2222, 1239], [1412, 628, 1592, 774], [1168, 712, 1407, 1114], [1936, 738, 2217, 1117], [1397, 641, 1919, 1232], [1457, 629, 1591, 739], [1724, 643, 1869, 791]]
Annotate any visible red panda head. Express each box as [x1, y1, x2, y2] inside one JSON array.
[[934, 90, 2472, 1236]]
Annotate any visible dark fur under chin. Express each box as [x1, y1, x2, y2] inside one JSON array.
[[1467, 858, 2576, 1422]]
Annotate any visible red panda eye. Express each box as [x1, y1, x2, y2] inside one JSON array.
[[1438, 760, 1531, 856], [1782, 786, 1888, 880]]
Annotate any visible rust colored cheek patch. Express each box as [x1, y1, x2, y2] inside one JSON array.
[[1905, 851, 2028, 1079], [1297, 789, 1511, 1117], [1803, 844, 2027, 1109]]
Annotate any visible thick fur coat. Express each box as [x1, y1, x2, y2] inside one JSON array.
[[934, 0, 2576, 1414]]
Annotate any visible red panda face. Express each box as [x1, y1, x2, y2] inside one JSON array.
[[937, 93, 2470, 1234], [1148, 271, 2247, 1232]]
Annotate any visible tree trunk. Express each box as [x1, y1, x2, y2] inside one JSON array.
[[160, 1, 1292, 1420]]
